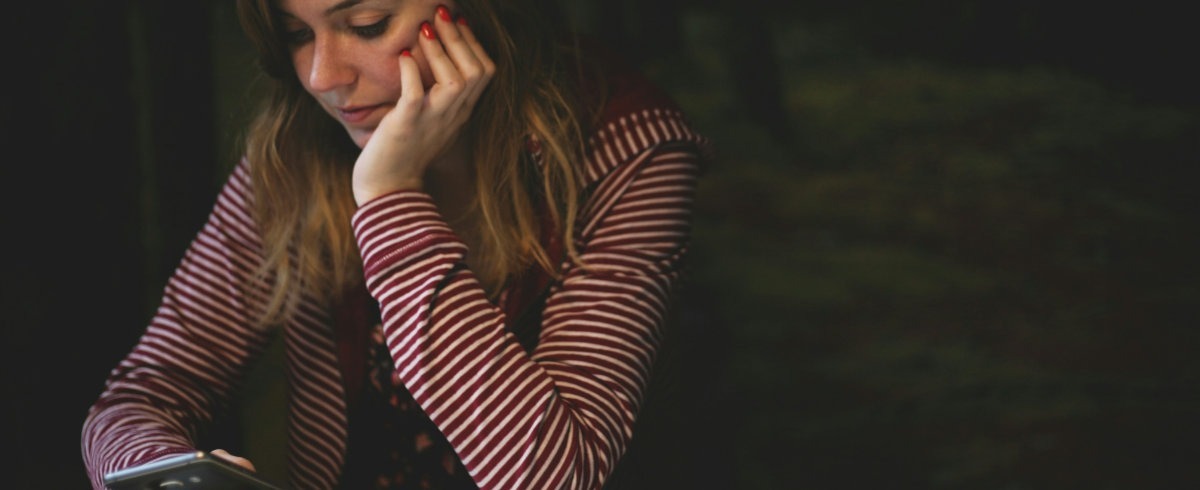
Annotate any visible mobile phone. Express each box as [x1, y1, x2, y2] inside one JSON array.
[[102, 451, 282, 490]]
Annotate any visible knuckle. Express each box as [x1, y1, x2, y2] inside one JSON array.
[[461, 66, 482, 82], [399, 96, 422, 110]]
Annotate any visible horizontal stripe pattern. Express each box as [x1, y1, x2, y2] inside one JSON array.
[[83, 105, 709, 490], [81, 162, 277, 489], [351, 115, 703, 487]]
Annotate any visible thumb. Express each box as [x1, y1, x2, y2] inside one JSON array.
[[210, 449, 257, 472]]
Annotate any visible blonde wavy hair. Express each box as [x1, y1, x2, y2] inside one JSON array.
[[235, 0, 594, 327]]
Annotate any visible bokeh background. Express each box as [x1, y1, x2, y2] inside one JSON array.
[[4, 1, 1198, 488]]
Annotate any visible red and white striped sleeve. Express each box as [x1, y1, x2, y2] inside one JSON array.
[[80, 160, 274, 490], [351, 111, 707, 488]]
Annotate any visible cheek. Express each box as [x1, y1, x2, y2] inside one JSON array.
[[368, 35, 437, 91], [363, 47, 406, 92]]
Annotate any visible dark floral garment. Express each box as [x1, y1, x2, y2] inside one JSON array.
[[338, 215, 557, 489], [339, 310, 478, 489]]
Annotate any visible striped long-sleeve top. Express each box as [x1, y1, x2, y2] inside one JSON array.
[[82, 58, 710, 489]]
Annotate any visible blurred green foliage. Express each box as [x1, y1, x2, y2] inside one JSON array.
[[647, 8, 1200, 489]]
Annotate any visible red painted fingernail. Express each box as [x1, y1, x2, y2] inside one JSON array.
[[400, 49, 411, 57], [420, 21, 436, 40], [456, 16, 468, 26], [436, 6, 452, 22]]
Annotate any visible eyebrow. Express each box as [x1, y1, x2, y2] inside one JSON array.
[[277, 0, 367, 19], [325, 0, 364, 15]]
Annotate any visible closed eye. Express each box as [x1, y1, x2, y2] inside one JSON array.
[[351, 16, 390, 39], [284, 27, 314, 46]]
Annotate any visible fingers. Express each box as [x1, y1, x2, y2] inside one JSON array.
[[446, 13, 496, 108], [211, 449, 257, 472], [419, 6, 493, 112], [454, 17, 496, 80], [349, 6, 495, 204], [433, 7, 486, 84], [419, 22, 464, 105], [397, 49, 424, 112]]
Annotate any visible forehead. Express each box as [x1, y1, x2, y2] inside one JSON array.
[[276, 0, 398, 17]]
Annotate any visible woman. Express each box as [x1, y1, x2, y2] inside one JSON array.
[[82, 0, 710, 488]]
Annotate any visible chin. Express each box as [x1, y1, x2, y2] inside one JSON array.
[[349, 128, 373, 149]]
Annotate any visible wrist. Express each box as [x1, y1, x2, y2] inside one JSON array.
[[354, 178, 425, 206]]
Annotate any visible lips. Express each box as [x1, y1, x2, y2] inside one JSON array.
[[336, 104, 386, 124]]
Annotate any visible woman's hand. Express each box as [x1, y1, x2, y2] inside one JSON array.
[[352, 6, 496, 206], [210, 449, 257, 472]]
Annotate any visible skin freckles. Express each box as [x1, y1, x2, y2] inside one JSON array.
[[213, 0, 493, 470], [273, 0, 496, 206], [278, 0, 452, 148]]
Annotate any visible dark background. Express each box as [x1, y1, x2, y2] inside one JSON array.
[[4, 1, 1198, 488]]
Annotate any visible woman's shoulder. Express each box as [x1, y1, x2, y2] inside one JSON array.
[[572, 37, 682, 129], [568, 37, 712, 181]]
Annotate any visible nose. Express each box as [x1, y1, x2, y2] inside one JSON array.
[[307, 35, 355, 92]]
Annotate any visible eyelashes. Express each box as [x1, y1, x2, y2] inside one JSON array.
[[283, 16, 392, 46], [283, 28, 313, 46], [350, 16, 391, 39]]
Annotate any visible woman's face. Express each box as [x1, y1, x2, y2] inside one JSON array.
[[277, 0, 453, 148]]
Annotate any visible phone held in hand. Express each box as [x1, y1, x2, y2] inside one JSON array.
[[102, 451, 281, 490]]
